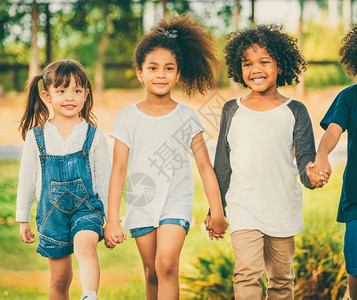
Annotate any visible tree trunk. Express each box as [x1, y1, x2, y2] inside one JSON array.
[[233, 0, 240, 31], [297, 1, 305, 98], [231, 0, 241, 94], [250, 0, 255, 25], [94, 17, 109, 101], [45, 3, 51, 66], [162, 0, 167, 18], [29, 0, 40, 81], [342, 0, 352, 28]]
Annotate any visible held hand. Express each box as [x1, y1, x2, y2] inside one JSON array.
[[104, 221, 127, 250], [204, 215, 211, 231], [306, 162, 326, 188], [314, 153, 332, 178], [204, 215, 217, 240], [20, 222, 35, 243], [306, 155, 332, 188], [209, 216, 229, 239]]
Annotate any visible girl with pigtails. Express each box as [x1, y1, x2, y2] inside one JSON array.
[[104, 15, 228, 299], [16, 59, 111, 300]]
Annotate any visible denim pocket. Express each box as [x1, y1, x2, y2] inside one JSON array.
[[50, 179, 89, 214]]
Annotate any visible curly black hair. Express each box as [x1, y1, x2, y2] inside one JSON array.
[[340, 24, 357, 77], [224, 24, 306, 88], [135, 15, 219, 96]]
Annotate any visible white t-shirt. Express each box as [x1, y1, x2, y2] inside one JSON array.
[[226, 98, 304, 237], [110, 102, 204, 231], [16, 120, 111, 222]]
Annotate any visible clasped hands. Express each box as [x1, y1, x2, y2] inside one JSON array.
[[306, 154, 332, 188], [103, 221, 127, 250], [204, 215, 229, 240]]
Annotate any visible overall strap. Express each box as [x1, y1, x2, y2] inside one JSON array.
[[33, 126, 47, 156], [81, 124, 97, 154]]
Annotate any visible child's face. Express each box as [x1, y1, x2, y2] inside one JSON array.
[[41, 75, 89, 122], [241, 44, 279, 94], [136, 47, 180, 98]]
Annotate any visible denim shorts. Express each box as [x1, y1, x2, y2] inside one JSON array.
[[37, 192, 105, 258], [130, 218, 190, 238], [344, 219, 357, 276]]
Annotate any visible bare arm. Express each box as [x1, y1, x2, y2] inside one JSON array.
[[317, 123, 343, 157], [191, 132, 228, 236], [104, 139, 129, 249], [314, 123, 343, 176]]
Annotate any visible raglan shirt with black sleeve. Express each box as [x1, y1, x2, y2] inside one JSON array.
[[214, 98, 315, 237], [320, 84, 357, 223]]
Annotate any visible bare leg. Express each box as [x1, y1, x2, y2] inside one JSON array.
[[349, 275, 357, 300], [156, 224, 186, 300], [135, 230, 158, 300], [48, 255, 72, 300], [73, 230, 100, 294]]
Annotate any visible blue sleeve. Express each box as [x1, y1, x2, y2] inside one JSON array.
[[320, 88, 353, 132]]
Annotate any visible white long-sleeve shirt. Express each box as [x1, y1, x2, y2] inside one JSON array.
[[16, 120, 111, 222]]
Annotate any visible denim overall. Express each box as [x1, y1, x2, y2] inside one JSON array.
[[33, 124, 104, 258]]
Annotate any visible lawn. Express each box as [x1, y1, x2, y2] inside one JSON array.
[[0, 159, 348, 299]]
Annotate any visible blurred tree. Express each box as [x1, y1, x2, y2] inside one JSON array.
[[0, 0, 33, 64], [29, 0, 39, 80], [233, 0, 241, 31], [297, 0, 328, 96], [250, 0, 255, 25], [160, 0, 191, 17], [44, 3, 51, 65], [62, 0, 135, 97]]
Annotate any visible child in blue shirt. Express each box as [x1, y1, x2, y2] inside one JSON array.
[[311, 24, 357, 300]]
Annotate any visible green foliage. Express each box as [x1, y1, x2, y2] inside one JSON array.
[[303, 20, 344, 62], [0, 160, 19, 223], [0, 277, 145, 300], [0, 286, 47, 300], [180, 246, 235, 300], [302, 20, 353, 88], [305, 64, 353, 89], [294, 228, 347, 299]]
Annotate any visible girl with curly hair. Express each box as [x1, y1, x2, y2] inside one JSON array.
[[211, 24, 329, 299], [103, 15, 228, 300], [310, 24, 357, 300]]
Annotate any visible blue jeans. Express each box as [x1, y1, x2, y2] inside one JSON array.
[[34, 125, 104, 258], [130, 218, 190, 238], [344, 220, 357, 276]]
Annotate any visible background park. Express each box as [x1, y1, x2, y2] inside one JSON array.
[[0, 0, 357, 299]]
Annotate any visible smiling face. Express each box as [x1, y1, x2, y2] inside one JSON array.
[[136, 47, 180, 98], [241, 44, 279, 94], [42, 75, 89, 123]]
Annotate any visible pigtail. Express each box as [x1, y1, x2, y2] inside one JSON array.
[[79, 81, 97, 127], [19, 75, 49, 140]]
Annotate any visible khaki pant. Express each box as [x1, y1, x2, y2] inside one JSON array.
[[231, 229, 295, 300]]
